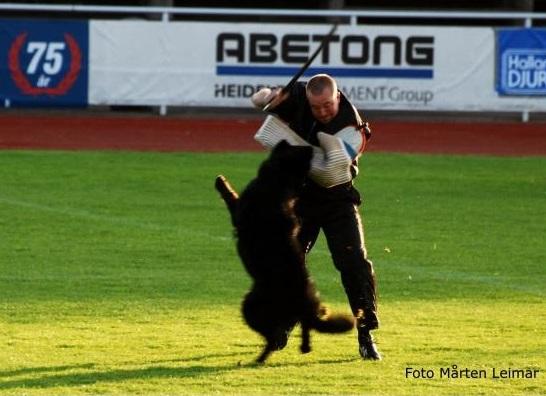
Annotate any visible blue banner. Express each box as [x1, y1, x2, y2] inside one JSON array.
[[496, 28, 546, 96], [0, 19, 88, 107]]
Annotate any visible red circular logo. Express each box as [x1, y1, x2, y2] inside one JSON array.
[[8, 32, 82, 96]]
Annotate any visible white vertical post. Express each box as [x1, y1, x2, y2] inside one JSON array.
[[522, 111, 530, 122], [159, 105, 167, 116]]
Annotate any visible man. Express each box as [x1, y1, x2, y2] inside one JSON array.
[[251, 74, 381, 360]]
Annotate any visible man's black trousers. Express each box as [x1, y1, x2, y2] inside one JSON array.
[[296, 180, 379, 329]]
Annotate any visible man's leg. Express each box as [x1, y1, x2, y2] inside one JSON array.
[[322, 202, 381, 360]]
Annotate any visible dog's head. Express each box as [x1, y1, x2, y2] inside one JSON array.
[[258, 140, 313, 187]]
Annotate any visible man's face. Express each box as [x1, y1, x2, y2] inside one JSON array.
[[307, 87, 340, 124]]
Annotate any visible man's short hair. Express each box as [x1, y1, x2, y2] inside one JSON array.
[[306, 74, 337, 96]]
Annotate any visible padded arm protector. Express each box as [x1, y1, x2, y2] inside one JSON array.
[[254, 115, 355, 188]]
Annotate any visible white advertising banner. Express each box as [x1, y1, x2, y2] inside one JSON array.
[[89, 21, 546, 111]]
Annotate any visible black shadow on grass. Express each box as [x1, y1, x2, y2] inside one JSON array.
[[148, 351, 255, 365], [0, 354, 356, 390], [0, 363, 96, 378], [0, 365, 234, 390]]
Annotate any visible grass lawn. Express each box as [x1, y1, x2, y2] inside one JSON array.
[[0, 150, 544, 395]]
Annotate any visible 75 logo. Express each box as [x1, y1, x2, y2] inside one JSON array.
[[8, 32, 82, 96]]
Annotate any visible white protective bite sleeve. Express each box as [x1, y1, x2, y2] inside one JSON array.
[[309, 132, 352, 187], [254, 115, 357, 188]]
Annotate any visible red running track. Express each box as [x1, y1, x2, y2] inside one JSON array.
[[1, 113, 545, 156]]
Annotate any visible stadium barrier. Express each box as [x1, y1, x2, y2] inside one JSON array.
[[1, 4, 545, 121]]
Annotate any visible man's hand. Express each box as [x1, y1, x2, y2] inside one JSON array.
[[251, 87, 289, 111], [362, 121, 372, 140]]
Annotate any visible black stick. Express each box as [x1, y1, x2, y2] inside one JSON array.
[[282, 23, 339, 93], [263, 23, 339, 111]]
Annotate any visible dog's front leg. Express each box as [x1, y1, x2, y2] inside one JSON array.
[[215, 175, 239, 223]]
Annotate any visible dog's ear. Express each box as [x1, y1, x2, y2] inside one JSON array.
[[273, 140, 291, 153]]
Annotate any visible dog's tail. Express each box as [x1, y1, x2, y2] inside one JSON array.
[[312, 307, 355, 334], [215, 175, 239, 218]]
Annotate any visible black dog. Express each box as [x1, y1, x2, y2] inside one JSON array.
[[215, 141, 354, 363]]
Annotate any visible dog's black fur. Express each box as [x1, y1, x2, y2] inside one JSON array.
[[215, 141, 354, 363]]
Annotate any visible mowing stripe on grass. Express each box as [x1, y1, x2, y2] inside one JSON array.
[[0, 195, 229, 241], [389, 261, 545, 297]]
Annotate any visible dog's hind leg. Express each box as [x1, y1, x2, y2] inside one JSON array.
[[256, 344, 274, 364], [215, 175, 239, 220], [300, 323, 311, 354]]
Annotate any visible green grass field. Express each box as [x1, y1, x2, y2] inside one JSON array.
[[0, 150, 544, 395]]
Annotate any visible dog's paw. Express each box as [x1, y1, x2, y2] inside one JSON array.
[[215, 175, 227, 191]]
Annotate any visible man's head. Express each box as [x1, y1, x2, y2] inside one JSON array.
[[306, 74, 341, 124]]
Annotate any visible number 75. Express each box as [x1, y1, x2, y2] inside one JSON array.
[[26, 41, 66, 75]]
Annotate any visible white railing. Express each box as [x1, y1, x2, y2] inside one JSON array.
[[1, 3, 545, 120], [1, 3, 546, 26]]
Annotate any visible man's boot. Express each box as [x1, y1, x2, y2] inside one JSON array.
[[357, 310, 381, 360]]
